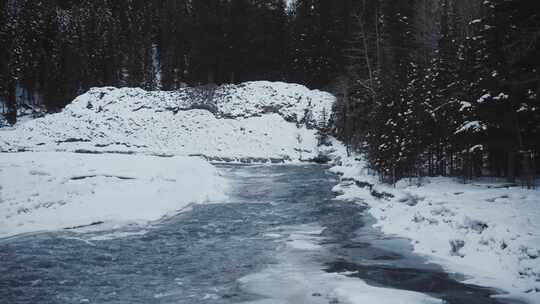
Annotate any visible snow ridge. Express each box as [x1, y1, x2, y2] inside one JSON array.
[[0, 81, 335, 161], [0, 152, 227, 238]]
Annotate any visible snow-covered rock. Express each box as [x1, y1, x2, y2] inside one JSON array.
[[329, 151, 540, 303], [0, 152, 227, 238], [0, 81, 335, 162]]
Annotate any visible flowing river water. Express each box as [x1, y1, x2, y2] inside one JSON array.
[[0, 164, 518, 304]]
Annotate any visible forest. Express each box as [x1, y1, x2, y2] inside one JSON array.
[[1, 0, 539, 183]]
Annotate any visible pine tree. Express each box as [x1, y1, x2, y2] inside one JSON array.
[[190, 0, 227, 84], [2, 0, 21, 124], [0, 0, 9, 117], [366, 0, 417, 182], [157, 0, 190, 90]]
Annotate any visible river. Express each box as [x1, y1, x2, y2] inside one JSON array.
[[0, 164, 516, 304]]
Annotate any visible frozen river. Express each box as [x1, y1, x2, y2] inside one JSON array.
[[0, 164, 517, 303]]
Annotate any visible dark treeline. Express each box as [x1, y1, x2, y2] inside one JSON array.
[[1, 0, 539, 183], [330, 0, 540, 184], [0, 0, 293, 114]]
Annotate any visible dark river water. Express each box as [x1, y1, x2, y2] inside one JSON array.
[[0, 165, 517, 304]]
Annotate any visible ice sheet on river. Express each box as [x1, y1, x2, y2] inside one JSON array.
[[240, 224, 442, 304]]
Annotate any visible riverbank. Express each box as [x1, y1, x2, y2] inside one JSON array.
[[0, 152, 227, 238], [329, 150, 540, 303], [2, 163, 471, 304]]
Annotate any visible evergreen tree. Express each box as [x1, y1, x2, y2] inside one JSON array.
[[0, 0, 9, 116], [2, 0, 20, 124], [157, 0, 190, 90], [1, 0, 538, 180], [366, 0, 417, 182]]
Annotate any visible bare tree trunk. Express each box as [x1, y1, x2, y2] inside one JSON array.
[[357, 3, 375, 90]]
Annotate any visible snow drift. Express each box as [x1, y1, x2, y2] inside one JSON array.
[[0, 152, 227, 238], [0, 81, 335, 162]]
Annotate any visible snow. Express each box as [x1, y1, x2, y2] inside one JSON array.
[[478, 93, 491, 103], [86, 230, 149, 241], [469, 144, 483, 152], [285, 224, 324, 251], [0, 152, 227, 238], [458, 101, 472, 112], [0, 81, 334, 238], [239, 224, 441, 304], [455, 120, 487, 134], [329, 149, 540, 303], [494, 92, 509, 101], [0, 81, 334, 162], [241, 266, 442, 304], [333, 280, 442, 304], [518, 104, 529, 113]]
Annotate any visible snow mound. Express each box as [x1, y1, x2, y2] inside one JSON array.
[[67, 81, 334, 123], [0, 152, 227, 238], [0, 82, 335, 161]]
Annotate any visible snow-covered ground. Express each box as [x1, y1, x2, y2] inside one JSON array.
[[0, 81, 333, 237], [0, 81, 333, 238], [4, 80, 538, 302], [0, 82, 334, 162], [329, 149, 540, 303], [0, 152, 227, 238]]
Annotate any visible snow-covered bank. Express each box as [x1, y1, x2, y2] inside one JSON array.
[[330, 153, 540, 303], [0, 152, 227, 238], [0, 82, 334, 162], [0, 81, 334, 238]]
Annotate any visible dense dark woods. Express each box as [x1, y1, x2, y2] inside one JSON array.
[[332, 0, 540, 184], [0, 0, 539, 183], [0, 0, 291, 112]]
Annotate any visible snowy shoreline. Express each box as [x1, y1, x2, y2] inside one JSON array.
[[0, 152, 227, 238], [2, 80, 538, 302], [328, 150, 540, 303]]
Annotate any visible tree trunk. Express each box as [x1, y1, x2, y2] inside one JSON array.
[[507, 88, 524, 183], [507, 151, 516, 183], [207, 68, 215, 84], [6, 79, 17, 125]]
